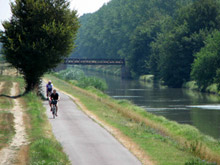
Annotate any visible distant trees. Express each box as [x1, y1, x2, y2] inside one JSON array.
[[128, 18, 164, 78], [0, 0, 79, 91], [153, 0, 220, 87], [72, 0, 151, 59], [72, 0, 220, 89]]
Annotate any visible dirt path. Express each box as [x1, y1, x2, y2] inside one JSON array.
[[0, 83, 28, 165], [0, 82, 5, 94], [0, 82, 3, 89]]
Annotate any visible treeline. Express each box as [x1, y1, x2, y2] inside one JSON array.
[[72, 0, 220, 90]]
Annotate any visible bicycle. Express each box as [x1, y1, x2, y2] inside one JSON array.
[[51, 100, 57, 119]]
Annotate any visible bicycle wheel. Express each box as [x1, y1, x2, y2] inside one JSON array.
[[52, 106, 56, 119]]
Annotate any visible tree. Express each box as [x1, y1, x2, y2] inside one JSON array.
[[128, 16, 164, 78], [191, 30, 220, 90], [153, 0, 220, 87], [0, 0, 79, 91]]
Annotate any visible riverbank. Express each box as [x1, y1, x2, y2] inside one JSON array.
[[46, 74, 220, 164], [139, 74, 220, 95], [183, 81, 219, 95]]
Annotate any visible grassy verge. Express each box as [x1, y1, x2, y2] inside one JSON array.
[[46, 74, 220, 164], [23, 91, 70, 164]]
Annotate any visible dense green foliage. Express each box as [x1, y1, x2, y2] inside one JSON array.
[[55, 68, 108, 91], [153, 0, 220, 87], [0, 0, 79, 91], [191, 31, 220, 90], [72, 0, 220, 89], [73, 0, 191, 59]]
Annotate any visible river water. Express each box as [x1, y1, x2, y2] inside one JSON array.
[[84, 70, 220, 139]]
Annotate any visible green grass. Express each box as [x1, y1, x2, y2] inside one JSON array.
[[0, 79, 13, 109], [54, 68, 108, 91], [24, 92, 70, 164], [0, 75, 26, 109], [73, 65, 122, 76], [45, 74, 220, 165], [0, 112, 15, 149]]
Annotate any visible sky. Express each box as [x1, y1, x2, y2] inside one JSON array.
[[0, 0, 111, 30]]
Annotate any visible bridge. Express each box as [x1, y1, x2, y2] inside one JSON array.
[[58, 58, 129, 79], [64, 58, 125, 65]]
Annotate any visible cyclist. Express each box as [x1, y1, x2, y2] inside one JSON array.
[[46, 80, 53, 100], [49, 89, 60, 116]]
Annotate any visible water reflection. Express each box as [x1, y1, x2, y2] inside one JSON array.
[[83, 69, 220, 139], [190, 109, 220, 138]]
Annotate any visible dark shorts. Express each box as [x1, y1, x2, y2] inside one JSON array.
[[51, 100, 58, 105]]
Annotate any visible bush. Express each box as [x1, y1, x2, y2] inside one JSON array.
[[139, 75, 154, 83], [206, 84, 218, 94], [58, 68, 85, 80], [77, 77, 108, 91], [57, 68, 108, 91], [183, 81, 199, 90]]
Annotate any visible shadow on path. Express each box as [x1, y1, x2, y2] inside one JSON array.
[[0, 94, 24, 99], [0, 92, 48, 100]]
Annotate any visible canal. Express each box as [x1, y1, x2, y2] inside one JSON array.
[[84, 69, 220, 139]]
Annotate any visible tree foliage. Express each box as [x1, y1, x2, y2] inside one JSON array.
[[191, 30, 220, 90], [0, 0, 79, 91], [72, 0, 220, 89], [152, 0, 220, 87], [72, 0, 192, 60]]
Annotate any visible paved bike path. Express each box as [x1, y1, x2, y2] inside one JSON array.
[[43, 84, 141, 165]]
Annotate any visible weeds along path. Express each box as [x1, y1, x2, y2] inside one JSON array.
[[0, 82, 28, 165]]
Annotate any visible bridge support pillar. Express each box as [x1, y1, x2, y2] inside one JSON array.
[[121, 65, 130, 79]]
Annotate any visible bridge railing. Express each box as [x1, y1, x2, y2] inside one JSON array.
[[64, 58, 125, 65]]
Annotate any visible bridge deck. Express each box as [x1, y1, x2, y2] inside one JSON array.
[[64, 59, 125, 65]]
